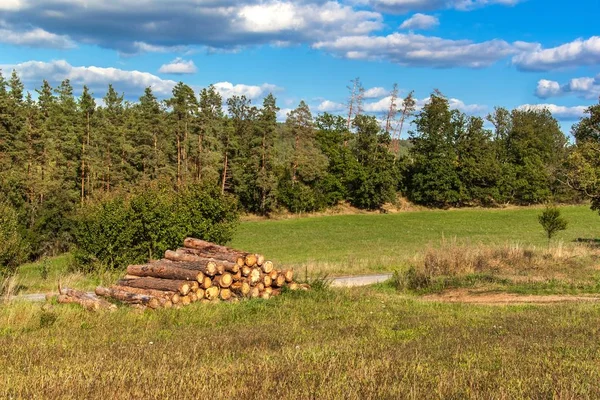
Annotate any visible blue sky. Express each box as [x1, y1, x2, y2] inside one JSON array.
[[1, 0, 599, 134]]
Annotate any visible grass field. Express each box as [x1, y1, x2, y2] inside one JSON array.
[[231, 205, 599, 275], [9, 205, 600, 294], [3, 205, 600, 398], [3, 287, 600, 399]]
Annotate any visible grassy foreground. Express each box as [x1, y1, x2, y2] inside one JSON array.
[[2, 287, 600, 399]]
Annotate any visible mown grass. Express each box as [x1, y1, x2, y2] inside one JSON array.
[[231, 205, 599, 275], [2, 288, 600, 399]]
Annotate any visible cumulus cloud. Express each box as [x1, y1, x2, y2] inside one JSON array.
[[0, 26, 75, 48], [158, 58, 197, 75], [0, 59, 178, 96], [513, 36, 600, 71], [213, 82, 280, 100], [0, 0, 383, 52], [363, 86, 388, 98], [518, 103, 587, 120], [314, 32, 518, 68], [399, 13, 439, 30], [535, 75, 600, 100], [317, 100, 346, 112], [364, 0, 522, 14]]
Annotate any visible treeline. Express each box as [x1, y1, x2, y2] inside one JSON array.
[[0, 71, 596, 263]]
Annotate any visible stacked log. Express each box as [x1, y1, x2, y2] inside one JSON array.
[[94, 238, 309, 309]]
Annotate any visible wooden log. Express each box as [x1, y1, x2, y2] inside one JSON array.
[[220, 288, 232, 301], [249, 287, 260, 298], [273, 274, 286, 288], [264, 287, 273, 295], [213, 273, 233, 288], [288, 282, 300, 291], [95, 286, 161, 309], [58, 287, 116, 311], [216, 264, 225, 275], [195, 288, 205, 299], [163, 251, 218, 276], [269, 270, 279, 280], [171, 293, 181, 304], [180, 295, 191, 306], [161, 299, 173, 309], [151, 259, 218, 277], [256, 254, 265, 267], [262, 274, 272, 288], [259, 291, 271, 300], [110, 285, 176, 300], [241, 266, 252, 277], [249, 268, 261, 285], [261, 261, 274, 274], [178, 246, 242, 265], [283, 269, 294, 283], [200, 276, 213, 290], [118, 277, 191, 296], [205, 286, 220, 301], [126, 264, 203, 282], [231, 281, 251, 297], [123, 274, 142, 280], [189, 281, 200, 292], [189, 292, 198, 302], [245, 254, 258, 267], [232, 270, 242, 282], [223, 263, 240, 274], [256, 282, 265, 292]]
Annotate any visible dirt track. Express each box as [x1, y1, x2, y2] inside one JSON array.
[[423, 288, 600, 305]]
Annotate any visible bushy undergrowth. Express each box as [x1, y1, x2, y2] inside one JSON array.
[[0, 202, 28, 280], [72, 184, 239, 272], [393, 241, 600, 293]]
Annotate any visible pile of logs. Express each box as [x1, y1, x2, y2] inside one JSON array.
[[67, 238, 307, 310]]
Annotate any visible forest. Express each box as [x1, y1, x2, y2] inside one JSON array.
[[1, 70, 599, 270]]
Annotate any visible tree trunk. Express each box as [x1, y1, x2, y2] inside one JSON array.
[[110, 285, 177, 301], [95, 286, 161, 309], [231, 281, 251, 297], [177, 247, 244, 266], [213, 273, 233, 288], [57, 287, 115, 311], [219, 288, 232, 301], [117, 277, 191, 296], [221, 150, 228, 195], [126, 264, 203, 282], [163, 251, 218, 276]]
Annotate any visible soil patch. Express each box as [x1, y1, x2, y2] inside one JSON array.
[[423, 288, 600, 305]]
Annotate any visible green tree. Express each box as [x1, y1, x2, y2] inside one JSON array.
[[538, 205, 567, 245]]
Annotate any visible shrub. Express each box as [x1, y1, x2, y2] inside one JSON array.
[[72, 184, 239, 272], [0, 202, 28, 278], [538, 205, 568, 244]]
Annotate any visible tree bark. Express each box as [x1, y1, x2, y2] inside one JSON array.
[[127, 264, 203, 282], [57, 287, 115, 311], [110, 285, 177, 301], [162, 252, 218, 276], [117, 277, 191, 296]]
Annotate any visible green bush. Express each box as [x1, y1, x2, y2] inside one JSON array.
[[72, 184, 239, 271], [0, 202, 28, 278]]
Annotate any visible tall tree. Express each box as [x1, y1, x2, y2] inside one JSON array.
[[166, 82, 197, 187]]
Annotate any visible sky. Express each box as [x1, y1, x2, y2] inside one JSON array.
[[0, 0, 599, 134]]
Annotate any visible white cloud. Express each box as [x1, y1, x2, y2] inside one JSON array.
[[0, 0, 383, 51], [158, 58, 197, 75], [213, 82, 280, 100], [277, 107, 294, 122], [448, 98, 487, 114], [317, 100, 346, 112], [0, 59, 178, 96], [363, 86, 388, 98], [518, 103, 587, 120], [314, 32, 518, 68], [0, 26, 75, 49], [365, 0, 522, 14], [535, 74, 600, 100], [513, 36, 600, 71], [399, 13, 439, 30]]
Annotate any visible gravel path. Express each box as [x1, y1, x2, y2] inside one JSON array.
[[7, 273, 394, 302]]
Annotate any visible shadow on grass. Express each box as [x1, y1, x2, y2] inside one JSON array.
[[575, 238, 600, 248]]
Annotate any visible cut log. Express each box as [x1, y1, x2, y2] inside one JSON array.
[[223, 263, 240, 274], [171, 293, 181, 304], [232, 270, 242, 281], [259, 291, 271, 300], [200, 276, 213, 290], [261, 261, 274, 274], [256, 282, 265, 292], [178, 246, 241, 265], [123, 274, 143, 280], [205, 286, 220, 301], [213, 273, 233, 288], [231, 281, 251, 297], [220, 288, 232, 301], [273, 274, 286, 288], [110, 285, 176, 300], [288, 282, 300, 291], [256, 254, 265, 267], [57, 287, 116, 311], [180, 295, 191, 306], [126, 264, 203, 282], [216, 264, 225, 275], [151, 259, 218, 277], [245, 254, 258, 267], [264, 287, 273, 295], [262, 274, 272, 287], [189, 292, 198, 303], [241, 266, 252, 277], [195, 288, 205, 299], [189, 281, 200, 292], [118, 277, 191, 296], [249, 287, 260, 298], [95, 286, 161, 309], [268, 270, 279, 280], [249, 268, 261, 285], [283, 269, 294, 283], [161, 299, 173, 308]]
